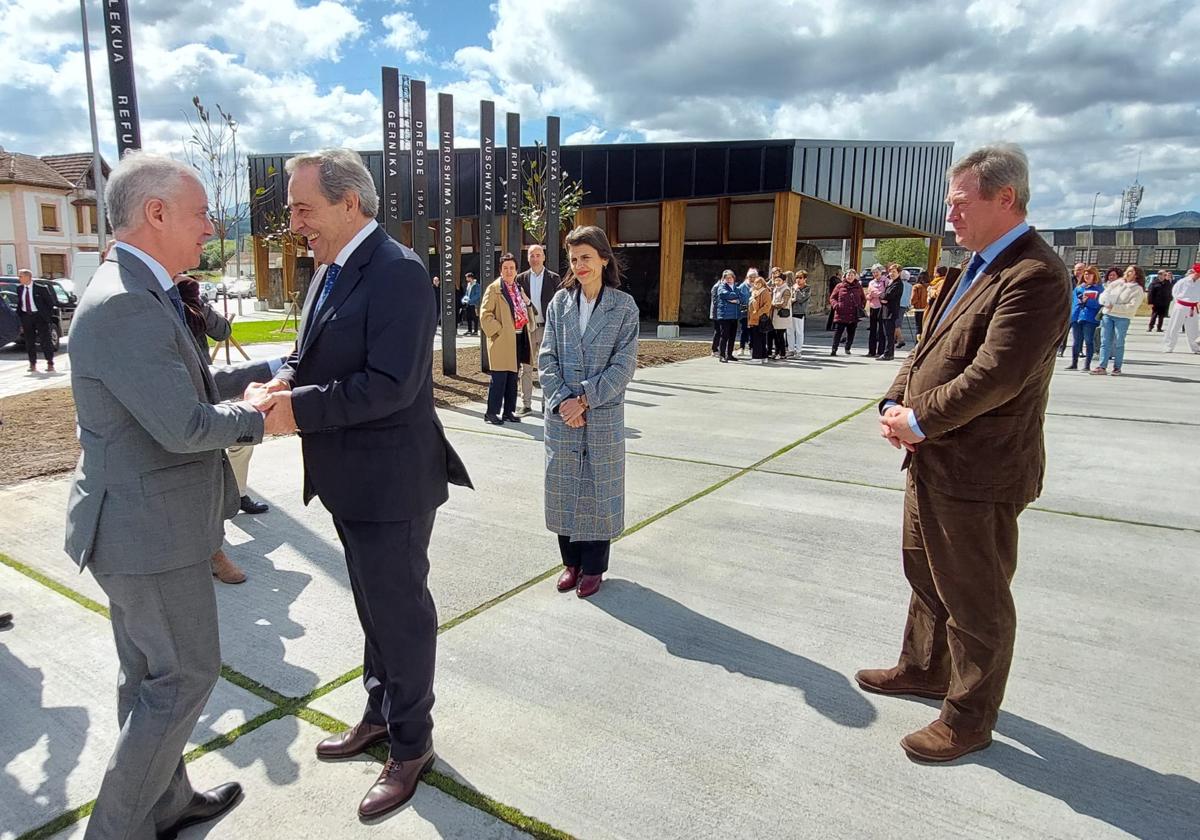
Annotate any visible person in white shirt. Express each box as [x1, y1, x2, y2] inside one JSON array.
[[515, 244, 562, 415], [1163, 263, 1200, 354], [1091, 264, 1147, 376]]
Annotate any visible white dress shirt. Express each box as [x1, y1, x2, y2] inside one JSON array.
[[578, 290, 598, 336], [21, 283, 37, 313], [530, 270, 544, 319], [311, 219, 379, 292]]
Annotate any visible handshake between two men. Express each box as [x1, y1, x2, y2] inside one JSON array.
[[242, 378, 297, 436]]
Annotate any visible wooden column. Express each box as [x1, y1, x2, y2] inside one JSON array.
[[657, 200, 687, 337], [282, 237, 298, 301], [605, 207, 620, 245], [717, 198, 731, 245], [575, 207, 598, 228], [926, 236, 942, 277], [849, 216, 865, 271], [770, 192, 803, 271], [499, 215, 510, 258], [252, 236, 269, 300]]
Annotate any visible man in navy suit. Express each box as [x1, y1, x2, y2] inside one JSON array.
[[248, 149, 471, 820]]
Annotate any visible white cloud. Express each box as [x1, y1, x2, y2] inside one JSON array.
[[381, 7, 430, 64]]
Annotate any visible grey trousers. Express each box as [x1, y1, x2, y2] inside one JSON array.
[[519, 320, 545, 409], [86, 560, 222, 840]]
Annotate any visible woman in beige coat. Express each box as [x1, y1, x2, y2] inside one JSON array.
[[479, 253, 538, 423]]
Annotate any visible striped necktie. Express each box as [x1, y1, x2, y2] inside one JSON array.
[[315, 263, 342, 314], [165, 284, 187, 324]]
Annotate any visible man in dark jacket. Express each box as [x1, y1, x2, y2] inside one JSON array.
[[877, 264, 905, 361], [14, 269, 57, 372], [1147, 270, 1174, 332]]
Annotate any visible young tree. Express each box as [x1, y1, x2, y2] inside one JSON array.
[[519, 141, 585, 244], [874, 238, 929, 269]]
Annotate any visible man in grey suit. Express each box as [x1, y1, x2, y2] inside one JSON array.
[[65, 152, 286, 840]]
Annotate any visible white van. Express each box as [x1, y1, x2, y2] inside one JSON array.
[[71, 251, 103, 298]]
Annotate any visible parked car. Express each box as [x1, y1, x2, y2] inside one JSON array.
[[216, 279, 254, 299], [199, 281, 219, 302], [0, 276, 78, 350]]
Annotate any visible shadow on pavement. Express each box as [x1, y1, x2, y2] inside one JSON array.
[[589, 579, 876, 728]]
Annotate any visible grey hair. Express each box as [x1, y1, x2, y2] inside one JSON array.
[[285, 148, 378, 218], [949, 143, 1030, 213], [527, 243, 545, 255], [106, 152, 199, 233], [17, 268, 33, 277]]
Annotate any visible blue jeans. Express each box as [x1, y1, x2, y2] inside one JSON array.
[[1070, 321, 1097, 367], [1097, 315, 1131, 370]]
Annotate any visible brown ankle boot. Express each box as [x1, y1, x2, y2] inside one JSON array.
[[211, 549, 246, 584]]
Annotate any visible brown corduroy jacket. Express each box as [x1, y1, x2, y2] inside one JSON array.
[[881, 228, 1070, 504]]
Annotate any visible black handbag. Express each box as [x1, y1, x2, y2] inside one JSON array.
[[777, 307, 791, 318]]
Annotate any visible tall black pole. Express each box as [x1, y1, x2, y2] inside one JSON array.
[[102, 0, 142, 155], [479, 101, 496, 372], [438, 93, 456, 375], [410, 81, 429, 272], [506, 112, 521, 264], [545, 115, 561, 275], [380, 67, 403, 241]]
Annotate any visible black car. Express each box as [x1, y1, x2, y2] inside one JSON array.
[[0, 276, 78, 351]]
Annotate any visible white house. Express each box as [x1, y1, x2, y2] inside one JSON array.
[[0, 148, 110, 279]]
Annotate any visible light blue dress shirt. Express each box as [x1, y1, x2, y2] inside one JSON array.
[[890, 221, 1031, 440]]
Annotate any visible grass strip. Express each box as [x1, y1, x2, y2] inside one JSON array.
[[0, 552, 109, 619]]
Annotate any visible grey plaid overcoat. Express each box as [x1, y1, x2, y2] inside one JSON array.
[[539, 285, 640, 541]]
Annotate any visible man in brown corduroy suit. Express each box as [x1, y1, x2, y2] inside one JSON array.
[[858, 143, 1070, 762]]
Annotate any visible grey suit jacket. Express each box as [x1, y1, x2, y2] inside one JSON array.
[[64, 250, 267, 574]]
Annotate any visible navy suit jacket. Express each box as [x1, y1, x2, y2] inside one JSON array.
[[277, 226, 471, 521]]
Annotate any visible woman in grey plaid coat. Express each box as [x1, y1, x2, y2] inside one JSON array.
[[539, 226, 640, 599]]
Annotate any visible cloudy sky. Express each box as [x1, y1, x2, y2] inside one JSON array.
[[2, 0, 1197, 229]]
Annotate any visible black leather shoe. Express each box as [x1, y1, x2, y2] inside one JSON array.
[[239, 495, 269, 514], [156, 782, 243, 839], [484, 414, 503, 425], [502, 413, 520, 423], [0, 611, 12, 629]]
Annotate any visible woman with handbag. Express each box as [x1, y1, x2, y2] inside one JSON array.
[[770, 273, 794, 359], [540, 225, 639, 599], [479, 253, 537, 424], [748, 275, 773, 364], [789, 271, 811, 358]]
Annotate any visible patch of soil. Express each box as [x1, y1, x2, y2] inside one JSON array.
[[0, 340, 711, 486]]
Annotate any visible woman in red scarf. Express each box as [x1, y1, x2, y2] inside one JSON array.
[[480, 252, 537, 424]]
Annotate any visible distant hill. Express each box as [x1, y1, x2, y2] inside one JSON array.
[[1076, 210, 1200, 229]]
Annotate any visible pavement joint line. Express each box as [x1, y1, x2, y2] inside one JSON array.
[[1045, 411, 1200, 427], [750, 468, 1200, 533], [633, 377, 877, 402], [292, 707, 575, 840]]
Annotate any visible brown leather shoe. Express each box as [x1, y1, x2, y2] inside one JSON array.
[[210, 549, 246, 584], [577, 573, 603, 599], [556, 566, 581, 592], [358, 748, 435, 821], [854, 666, 948, 700], [900, 719, 992, 763], [316, 721, 389, 760]]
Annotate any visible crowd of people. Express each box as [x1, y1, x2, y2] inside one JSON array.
[[1061, 261, 1200, 373], [710, 262, 944, 361]]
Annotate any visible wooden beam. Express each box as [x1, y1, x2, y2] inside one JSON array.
[[252, 236, 269, 300], [769, 192, 803, 272], [499, 214, 510, 257], [282, 237, 298, 301], [849, 216, 865, 271], [606, 207, 620, 246], [658, 200, 687, 325], [575, 207, 598, 228], [926, 236, 942, 277]]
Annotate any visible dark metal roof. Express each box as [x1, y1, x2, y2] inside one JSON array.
[[249, 138, 953, 238]]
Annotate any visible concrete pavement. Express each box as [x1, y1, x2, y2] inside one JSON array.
[[1, 325, 1196, 840]]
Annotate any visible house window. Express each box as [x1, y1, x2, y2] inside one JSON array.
[[40, 253, 67, 278], [1158, 230, 1177, 246], [1073, 248, 1099, 265], [1153, 248, 1180, 268], [75, 204, 97, 235], [40, 203, 60, 232], [1115, 230, 1134, 247], [1113, 249, 1139, 266], [1075, 231, 1092, 247]]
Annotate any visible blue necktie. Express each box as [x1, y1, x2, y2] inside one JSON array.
[[165, 285, 187, 324], [941, 253, 986, 321], [314, 263, 342, 314]]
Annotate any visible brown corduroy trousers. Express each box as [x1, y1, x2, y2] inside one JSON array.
[[897, 471, 1025, 732]]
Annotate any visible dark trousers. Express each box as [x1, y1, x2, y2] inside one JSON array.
[[868, 308, 883, 355], [738, 317, 750, 349], [486, 370, 518, 417], [462, 305, 478, 334], [717, 319, 738, 360], [914, 309, 925, 336], [558, 535, 611, 575], [770, 328, 788, 356], [20, 313, 53, 365], [880, 316, 897, 357], [711, 320, 720, 353], [1148, 305, 1168, 331], [898, 473, 1023, 732], [1070, 321, 1096, 367], [825, 308, 835, 331], [832, 321, 857, 351], [334, 512, 438, 760]]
